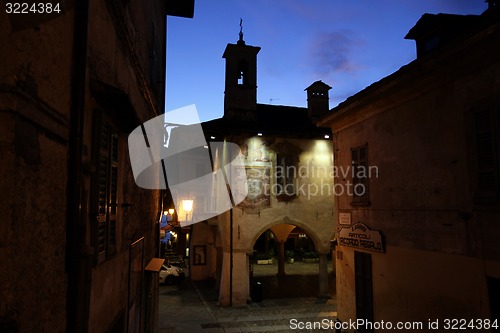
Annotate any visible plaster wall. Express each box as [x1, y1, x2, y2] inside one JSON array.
[[0, 117, 68, 332], [0, 7, 73, 332], [190, 222, 219, 281], [234, 137, 335, 254], [327, 16, 500, 331], [336, 246, 495, 332]]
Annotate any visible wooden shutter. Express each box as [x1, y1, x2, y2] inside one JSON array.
[[93, 114, 119, 263]]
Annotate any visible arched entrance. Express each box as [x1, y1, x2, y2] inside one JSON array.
[[249, 221, 335, 299], [211, 213, 335, 306]]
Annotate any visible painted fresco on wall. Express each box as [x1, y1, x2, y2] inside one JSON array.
[[236, 137, 273, 213], [239, 166, 270, 212], [241, 138, 271, 165]]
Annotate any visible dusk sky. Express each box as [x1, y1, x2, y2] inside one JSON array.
[[166, 0, 487, 122]]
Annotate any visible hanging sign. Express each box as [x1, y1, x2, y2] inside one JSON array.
[[339, 223, 385, 253]]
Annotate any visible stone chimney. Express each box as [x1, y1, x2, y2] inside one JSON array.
[[486, 0, 499, 11], [305, 80, 332, 120]]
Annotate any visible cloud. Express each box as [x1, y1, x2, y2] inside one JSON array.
[[309, 30, 364, 78]]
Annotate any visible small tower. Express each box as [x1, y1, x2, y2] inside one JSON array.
[[485, 0, 499, 10], [222, 19, 261, 120], [305, 80, 332, 120]]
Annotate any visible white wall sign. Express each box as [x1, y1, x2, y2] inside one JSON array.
[[338, 212, 351, 225]]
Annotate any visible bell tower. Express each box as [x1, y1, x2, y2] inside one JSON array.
[[222, 19, 260, 120]]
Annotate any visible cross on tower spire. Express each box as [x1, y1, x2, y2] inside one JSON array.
[[238, 18, 245, 45]]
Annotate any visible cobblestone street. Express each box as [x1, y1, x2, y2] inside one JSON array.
[[159, 261, 337, 332]]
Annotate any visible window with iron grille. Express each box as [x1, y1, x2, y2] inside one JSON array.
[[93, 114, 119, 263], [351, 145, 370, 205]]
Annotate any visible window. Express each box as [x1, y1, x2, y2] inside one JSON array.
[[92, 114, 119, 263], [276, 154, 297, 199], [473, 105, 500, 199], [237, 60, 248, 86], [351, 145, 370, 205], [238, 70, 244, 85]]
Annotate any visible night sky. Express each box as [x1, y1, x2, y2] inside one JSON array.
[[166, 0, 487, 122]]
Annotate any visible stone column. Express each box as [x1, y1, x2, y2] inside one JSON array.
[[277, 240, 285, 277], [219, 251, 249, 306], [318, 252, 331, 298]]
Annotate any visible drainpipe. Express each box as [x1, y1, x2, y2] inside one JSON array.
[[66, 0, 89, 332], [227, 142, 234, 306], [229, 206, 233, 306], [219, 140, 234, 306]]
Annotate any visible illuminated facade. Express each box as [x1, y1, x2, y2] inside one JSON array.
[[187, 33, 335, 305]]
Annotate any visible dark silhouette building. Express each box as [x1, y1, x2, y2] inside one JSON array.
[[0, 1, 194, 332]]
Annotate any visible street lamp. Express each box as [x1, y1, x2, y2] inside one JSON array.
[[182, 199, 193, 222], [164, 208, 176, 225], [163, 208, 175, 224]]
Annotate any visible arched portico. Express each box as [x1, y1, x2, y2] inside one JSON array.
[[246, 216, 332, 299], [195, 209, 335, 306]]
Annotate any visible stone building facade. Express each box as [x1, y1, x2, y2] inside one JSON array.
[[0, 1, 193, 332], [184, 33, 335, 306], [318, 5, 500, 331]]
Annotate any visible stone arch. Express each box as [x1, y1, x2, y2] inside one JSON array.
[[245, 215, 330, 254], [246, 215, 334, 299]]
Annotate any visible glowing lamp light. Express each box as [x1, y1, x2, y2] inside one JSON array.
[[182, 199, 194, 222], [324, 134, 330, 139], [168, 208, 175, 215], [182, 200, 193, 213]]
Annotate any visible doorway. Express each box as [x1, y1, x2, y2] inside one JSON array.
[[355, 251, 374, 333]]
